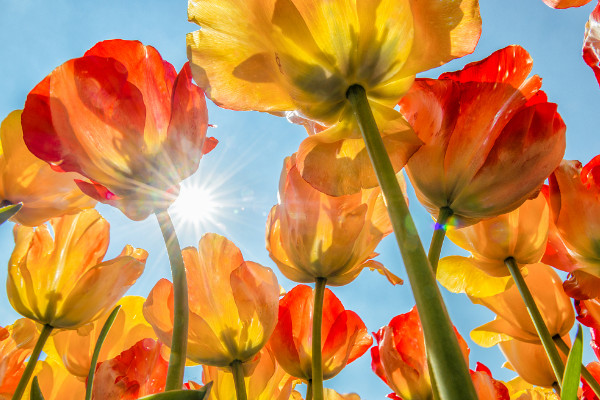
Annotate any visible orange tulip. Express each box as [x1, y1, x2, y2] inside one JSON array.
[[187, 0, 480, 195], [21, 39, 217, 221], [543, 0, 593, 7], [469, 363, 509, 400], [21, 358, 86, 400], [470, 264, 574, 347], [269, 285, 372, 382], [92, 338, 168, 399], [0, 110, 95, 226], [582, 362, 600, 400], [266, 155, 401, 286], [7, 209, 147, 329], [290, 389, 360, 400], [371, 306, 470, 400], [584, 3, 600, 86], [399, 45, 566, 227], [202, 345, 295, 400], [49, 296, 156, 378], [144, 233, 279, 367], [0, 319, 37, 398], [499, 337, 568, 387]]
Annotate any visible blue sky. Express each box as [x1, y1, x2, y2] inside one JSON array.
[[0, 0, 599, 398]]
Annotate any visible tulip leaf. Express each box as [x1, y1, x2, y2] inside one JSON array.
[[0, 202, 22, 225], [85, 305, 122, 400], [137, 383, 213, 400], [562, 325, 583, 400], [30, 376, 45, 400]]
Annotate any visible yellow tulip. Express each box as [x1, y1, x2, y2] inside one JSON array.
[[144, 233, 279, 367], [504, 377, 560, 400], [7, 209, 147, 329], [0, 110, 95, 226], [49, 296, 155, 378], [21, 358, 85, 400], [470, 264, 574, 347]]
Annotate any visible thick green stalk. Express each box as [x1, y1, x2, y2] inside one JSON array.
[[11, 324, 53, 400], [428, 207, 453, 275], [311, 278, 327, 400], [231, 360, 248, 400], [156, 210, 188, 391], [306, 380, 313, 400], [346, 84, 476, 400], [85, 305, 122, 400], [505, 257, 564, 387], [554, 334, 600, 398]]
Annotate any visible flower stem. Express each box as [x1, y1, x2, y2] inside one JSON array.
[[552, 381, 561, 396], [11, 324, 53, 400], [505, 257, 564, 387], [85, 305, 121, 400], [231, 360, 247, 400], [156, 210, 189, 391], [312, 278, 327, 400], [306, 380, 313, 400], [554, 334, 600, 398], [428, 207, 453, 275], [346, 84, 477, 400]]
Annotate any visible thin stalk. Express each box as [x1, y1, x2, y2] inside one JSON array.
[[231, 360, 247, 400], [312, 278, 327, 400], [85, 305, 122, 400], [156, 210, 188, 391], [554, 334, 600, 398], [552, 382, 561, 396], [505, 257, 564, 387], [306, 380, 313, 400], [346, 84, 477, 400], [11, 324, 53, 400], [428, 207, 453, 275]]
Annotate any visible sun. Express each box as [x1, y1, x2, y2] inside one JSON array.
[[169, 181, 223, 233]]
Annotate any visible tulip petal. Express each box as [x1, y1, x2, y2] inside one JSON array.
[[437, 256, 512, 297], [544, 0, 593, 8]]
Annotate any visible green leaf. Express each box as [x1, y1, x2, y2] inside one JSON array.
[[0, 202, 22, 225], [137, 383, 212, 400], [30, 376, 46, 400], [85, 305, 121, 400], [562, 325, 584, 400]]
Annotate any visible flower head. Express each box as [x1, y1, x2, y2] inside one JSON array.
[[7, 209, 147, 329], [399, 45, 566, 226], [269, 284, 372, 381], [22, 39, 217, 221], [266, 155, 401, 286], [143, 233, 279, 367], [0, 319, 37, 397], [584, 2, 600, 86], [0, 110, 95, 226]]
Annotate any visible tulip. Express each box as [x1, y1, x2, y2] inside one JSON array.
[[584, 3, 600, 86], [583, 362, 600, 400], [398, 45, 566, 227], [504, 377, 559, 400], [469, 363, 509, 400], [0, 110, 95, 226], [266, 155, 401, 286], [7, 208, 146, 329], [202, 346, 294, 400], [543, 0, 593, 8], [290, 389, 360, 400], [371, 306, 469, 400], [470, 264, 574, 347], [269, 285, 372, 383], [49, 296, 155, 378], [143, 233, 279, 367], [187, 0, 480, 196], [0, 319, 37, 397], [21, 39, 217, 221], [500, 337, 569, 388], [92, 338, 168, 399], [22, 358, 86, 400]]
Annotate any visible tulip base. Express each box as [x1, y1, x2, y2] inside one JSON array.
[[231, 360, 248, 400], [156, 210, 189, 391], [11, 324, 53, 400], [505, 257, 564, 387], [428, 207, 453, 274], [312, 278, 327, 400], [554, 334, 600, 397], [346, 84, 477, 400]]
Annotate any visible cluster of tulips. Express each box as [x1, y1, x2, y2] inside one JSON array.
[[2, 0, 600, 399]]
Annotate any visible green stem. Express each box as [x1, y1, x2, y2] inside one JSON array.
[[306, 380, 313, 400], [231, 360, 247, 400], [85, 305, 122, 400], [11, 324, 53, 400], [428, 207, 453, 275], [552, 381, 561, 396], [505, 257, 564, 387], [346, 84, 476, 400], [156, 210, 189, 391], [312, 278, 327, 400], [554, 334, 600, 398]]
